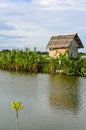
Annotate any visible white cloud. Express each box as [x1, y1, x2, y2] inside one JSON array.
[[36, 0, 55, 5], [0, 3, 8, 8], [0, 0, 86, 51], [34, 0, 86, 11], [0, 0, 15, 9]]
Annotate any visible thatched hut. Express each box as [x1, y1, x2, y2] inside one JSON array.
[[46, 33, 84, 58]]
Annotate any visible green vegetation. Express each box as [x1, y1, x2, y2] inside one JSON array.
[[10, 101, 24, 130], [0, 48, 86, 76]]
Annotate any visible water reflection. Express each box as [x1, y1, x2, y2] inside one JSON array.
[[49, 75, 80, 114], [0, 71, 38, 98]]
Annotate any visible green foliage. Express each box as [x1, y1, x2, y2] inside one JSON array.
[[10, 101, 24, 130], [77, 58, 86, 76], [10, 101, 24, 120], [11, 101, 24, 111], [0, 48, 86, 76]]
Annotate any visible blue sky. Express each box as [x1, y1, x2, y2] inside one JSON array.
[[0, 0, 86, 52]]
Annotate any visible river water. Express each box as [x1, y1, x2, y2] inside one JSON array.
[[0, 70, 86, 130]]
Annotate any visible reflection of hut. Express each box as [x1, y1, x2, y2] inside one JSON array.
[[49, 75, 80, 114], [46, 33, 84, 58]]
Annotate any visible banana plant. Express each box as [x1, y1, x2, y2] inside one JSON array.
[[10, 101, 24, 130]]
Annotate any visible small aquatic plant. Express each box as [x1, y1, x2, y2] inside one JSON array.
[[10, 101, 24, 130]]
